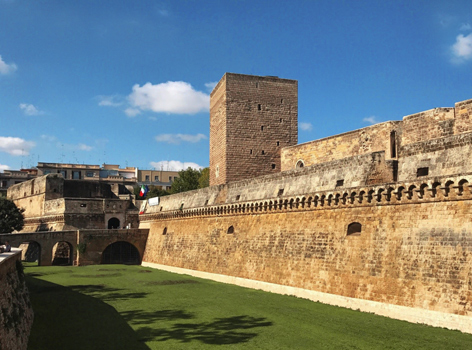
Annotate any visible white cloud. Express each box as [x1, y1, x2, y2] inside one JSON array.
[[155, 133, 207, 144], [127, 81, 210, 115], [205, 81, 218, 92], [451, 33, 472, 63], [0, 55, 17, 75], [19, 103, 44, 116], [40, 134, 57, 142], [0, 164, 10, 172], [97, 95, 124, 107], [0, 136, 35, 156], [460, 23, 471, 31], [363, 116, 380, 125], [299, 122, 313, 131], [77, 143, 93, 151], [124, 107, 141, 117], [150, 160, 204, 171]]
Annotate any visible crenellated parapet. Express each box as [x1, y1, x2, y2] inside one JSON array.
[[140, 173, 472, 222]]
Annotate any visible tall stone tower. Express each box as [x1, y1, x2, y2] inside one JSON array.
[[210, 73, 298, 186]]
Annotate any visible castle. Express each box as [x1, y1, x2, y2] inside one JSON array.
[[5, 72, 472, 334], [139, 73, 472, 332]]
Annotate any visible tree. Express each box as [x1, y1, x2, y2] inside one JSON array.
[[169, 167, 202, 194], [198, 167, 209, 189], [0, 198, 24, 233]]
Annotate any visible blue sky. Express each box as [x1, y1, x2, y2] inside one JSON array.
[[1, 0, 471, 172]]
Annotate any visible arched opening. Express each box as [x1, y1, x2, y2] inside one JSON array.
[[296, 160, 305, 169], [52, 241, 73, 266], [19, 241, 41, 266], [162, 227, 167, 235], [108, 217, 120, 229], [227, 225, 234, 234], [347, 222, 362, 236], [101, 241, 140, 265]]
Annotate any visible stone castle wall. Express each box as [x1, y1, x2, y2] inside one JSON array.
[[210, 73, 298, 186], [142, 172, 472, 329], [0, 250, 34, 350], [281, 121, 401, 171]]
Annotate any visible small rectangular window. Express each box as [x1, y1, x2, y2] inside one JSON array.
[[154, 175, 159, 181], [145, 175, 150, 181], [250, 149, 253, 154], [169, 176, 172, 182], [86, 171, 94, 177], [281, 98, 284, 104], [258, 104, 261, 110], [276, 141, 280, 146], [80, 203, 86, 208], [262, 150, 265, 155], [417, 167, 429, 177], [235, 195, 240, 201], [336, 179, 344, 187], [261, 126, 264, 131], [271, 164, 276, 169], [204, 199, 209, 206], [278, 189, 284, 196]]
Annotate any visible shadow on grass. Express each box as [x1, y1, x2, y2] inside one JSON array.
[[132, 314, 273, 345], [68, 284, 148, 301], [26, 276, 150, 350]]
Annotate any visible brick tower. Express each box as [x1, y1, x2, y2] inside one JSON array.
[[210, 73, 298, 186]]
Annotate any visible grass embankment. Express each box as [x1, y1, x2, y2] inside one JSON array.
[[25, 264, 472, 350]]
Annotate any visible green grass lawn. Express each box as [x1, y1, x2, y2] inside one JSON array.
[[24, 264, 472, 350]]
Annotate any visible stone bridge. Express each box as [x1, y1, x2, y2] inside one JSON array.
[[0, 229, 149, 266]]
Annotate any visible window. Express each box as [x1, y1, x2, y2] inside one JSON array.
[[169, 176, 172, 182], [271, 164, 276, 169], [256, 82, 259, 88], [278, 188, 284, 196], [347, 222, 362, 236], [145, 175, 150, 181], [336, 179, 344, 187], [86, 171, 94, 177], [59, 170, 67, 178], [281, 98, 284, 104], [262, 150, 265, 155], [204, 199, 209, 206], [72, 171, 81, 179], [235, 195, 240, 201], [163, 227, 167, 235], [417, 167, 429, 177], [227, 226, 234, 234], [390, 131, 397, 158], [296, 160, 304, 168], [258, 104, 261, 110], [80, 203, 87, 208], [276, 141, 280, 146], [261, 126, 264, 131], [154, 175, 159, 181], [250, 149, 253, 154], [1, 181, 7, 187]]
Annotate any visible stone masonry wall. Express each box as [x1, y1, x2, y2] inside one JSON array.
[[0, 251, 34, 350], [401, 108, 455, 145], [398, 132, 472, 181], [281, 121, 401, 171], [143, 151, 394, 215], [210, 73, 298, 185], [142, 174, 472, 318]]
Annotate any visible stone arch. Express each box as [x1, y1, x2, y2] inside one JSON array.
[[458, 179, 469, 196], [101, 241, 141, 265], [52, 241, 74, 266], [19, 241, 41, 265], [296, 159, 305, 169], [108, 217, 120, 229], [347, 222, 362, 236]]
